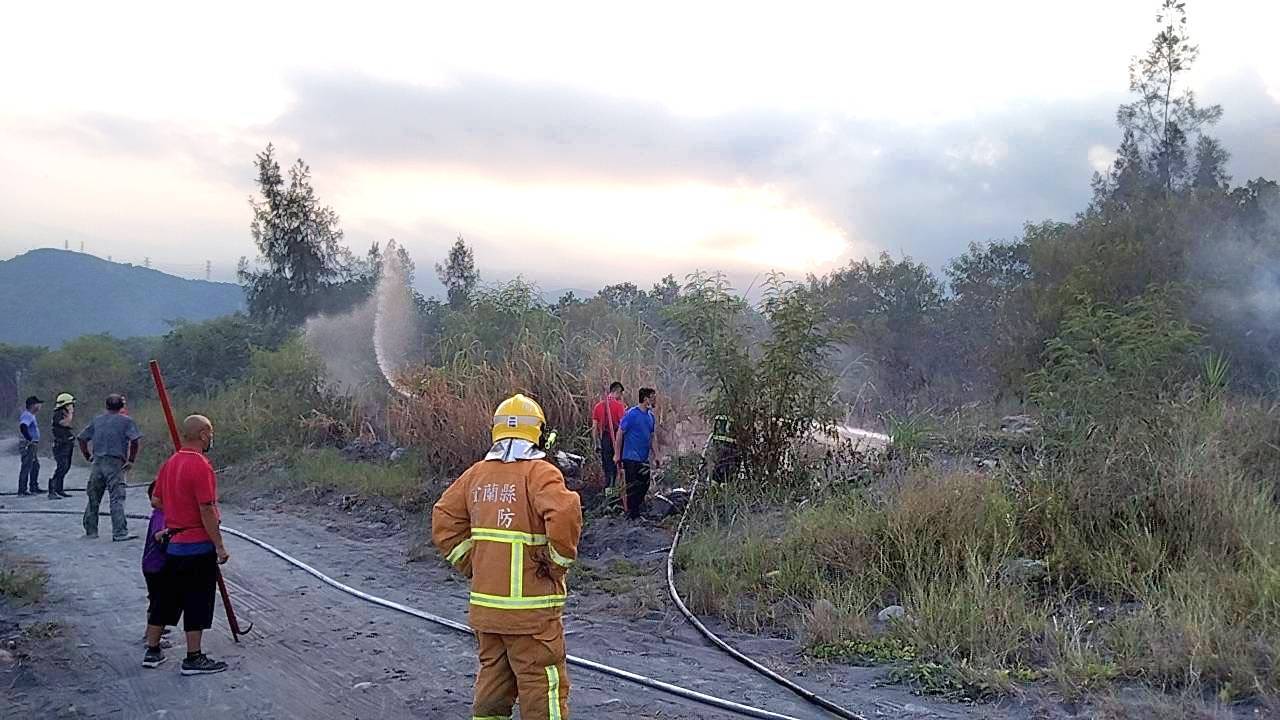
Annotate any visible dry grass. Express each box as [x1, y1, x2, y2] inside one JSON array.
[[676, 394, 1280, 707], [0, 552, 48, 605], [290, 447, 424, 500], [390, 330, 699, 475], [573, 558, 665, 619]]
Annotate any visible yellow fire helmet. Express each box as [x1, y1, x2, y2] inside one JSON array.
[[55, 393, 75, 409], [492, 393, 546, 445]]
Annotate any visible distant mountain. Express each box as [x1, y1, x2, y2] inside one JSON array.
[[542, 288, 593, 304], [0, 249, 245, 347]]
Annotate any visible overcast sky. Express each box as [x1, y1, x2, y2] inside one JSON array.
[[2, 1, 1277, 294]]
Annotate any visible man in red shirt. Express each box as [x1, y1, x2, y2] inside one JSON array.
[[590, 381, 626, 489], [144, 414, 230, 676]]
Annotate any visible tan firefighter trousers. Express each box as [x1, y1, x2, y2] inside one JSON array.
[[472, 621, 569, 720]]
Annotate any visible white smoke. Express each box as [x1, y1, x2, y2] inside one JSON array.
[[304, 240, 423, 397], [304, 295, 380, 393], [1193, 189, 1280, 382]]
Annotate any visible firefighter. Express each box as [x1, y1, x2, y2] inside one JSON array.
[[709, 413, 740, 485], [433, 393, 582, 720], [48, 393, 76, 499]]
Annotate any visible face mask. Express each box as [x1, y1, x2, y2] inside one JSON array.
[[204, 434, 215, 453]]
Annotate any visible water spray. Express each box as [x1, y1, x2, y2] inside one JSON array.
[[373, 240, 417, 398]]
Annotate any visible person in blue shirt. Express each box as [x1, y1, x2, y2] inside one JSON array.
[[614, 387, 657, 519], [17, 395, 43, 496]]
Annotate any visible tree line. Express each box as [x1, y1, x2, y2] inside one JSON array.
[[4, 1, 1274, 427]]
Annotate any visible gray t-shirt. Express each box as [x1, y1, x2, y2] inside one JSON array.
[[77, 412, 142, 460]]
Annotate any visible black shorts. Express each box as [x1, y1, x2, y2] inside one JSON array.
[[144, 570, 168, 610], [146, 552, 218, 632]]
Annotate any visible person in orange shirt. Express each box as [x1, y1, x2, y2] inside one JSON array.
[[433, 394, 582, 720]]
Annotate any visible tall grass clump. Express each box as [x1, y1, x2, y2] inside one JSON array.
[[389, 279, 698, 475]]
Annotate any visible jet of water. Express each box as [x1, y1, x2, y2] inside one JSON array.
[[374, 240, 417, 398]]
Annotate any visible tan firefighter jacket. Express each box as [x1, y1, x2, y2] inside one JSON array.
[[433, 439, 583, 634]]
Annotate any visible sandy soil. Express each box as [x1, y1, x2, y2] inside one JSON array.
[[0, 441, 1004, 720]]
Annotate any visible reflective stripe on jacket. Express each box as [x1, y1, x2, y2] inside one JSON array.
[[711, 415, 736, 444], [433, 455, 583, 634]]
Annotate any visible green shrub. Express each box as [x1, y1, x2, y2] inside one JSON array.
[[26, 335, 140, 409], [665, 272, 847, 488], [1027, 287, 1202, 451], [131, 335, 342, 478], [0, 343, 46, 414], [155, 314, 286, 395], [885, 412, 933, 466]]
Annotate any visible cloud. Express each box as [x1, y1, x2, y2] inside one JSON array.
[[10, 114, 262, 191], [268, 71, 1279, 269], [269, 74, 798, 185], [8, 70, 1279, 283]]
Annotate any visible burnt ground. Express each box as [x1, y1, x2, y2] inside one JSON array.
[[1, 441, 1042, 720]]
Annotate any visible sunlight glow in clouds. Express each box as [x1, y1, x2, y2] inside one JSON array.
[[338, 169, 854, 275], [1, 0, 1277, 284]]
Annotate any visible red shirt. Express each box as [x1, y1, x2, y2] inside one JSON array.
[[592, 398, 626, 438], [153, 449, 219, 543]]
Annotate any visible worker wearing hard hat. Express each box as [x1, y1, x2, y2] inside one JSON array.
[[433, 394, 582, 720], [48, 393, 76, 499]]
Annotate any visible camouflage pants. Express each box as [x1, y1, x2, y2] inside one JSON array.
[[83, 457, 128, 539]]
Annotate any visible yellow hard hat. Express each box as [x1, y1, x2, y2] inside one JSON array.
[[492, 394, 546, 445], [55, 393, 75, 409]]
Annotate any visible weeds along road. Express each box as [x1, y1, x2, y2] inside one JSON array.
[[0, 441, 986, 720]]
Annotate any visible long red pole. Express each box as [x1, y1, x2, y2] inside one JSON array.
[[149, 361, 181, 450], [148, 360, 251, 642]]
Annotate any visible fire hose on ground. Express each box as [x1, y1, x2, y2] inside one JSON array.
[[0, 506, 812, 720], [664, 445, 867, 720], [3, 468, 879, 717], [0, 483, 149, 497], [5, 361, 869, 718]]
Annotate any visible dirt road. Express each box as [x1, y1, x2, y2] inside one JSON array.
[[1, 442, 995, 720]]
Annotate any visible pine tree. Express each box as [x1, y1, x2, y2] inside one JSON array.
[[435, 236, 479, 310], [238, 144, 352, 324], [1110, 129, 1153, 207], [1191, 135, 1231, 191], [1151, 121, 1190, 191], [394, 244, 416, 287]]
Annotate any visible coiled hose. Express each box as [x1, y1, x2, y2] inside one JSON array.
[[0, 508, 806, 720]]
